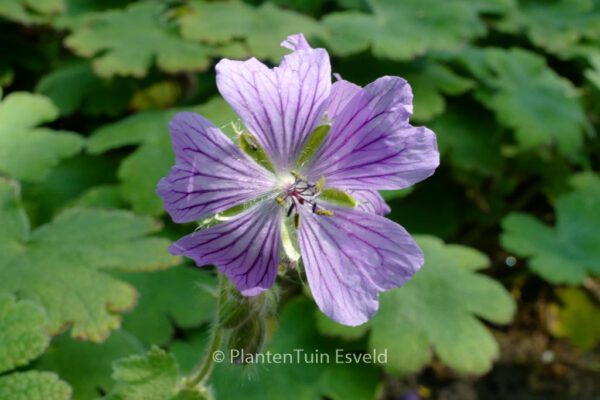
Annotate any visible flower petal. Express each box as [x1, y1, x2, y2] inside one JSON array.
[[170, 202, 281, 296], [216, 40, 331, 169], [349, 189, 390, 216], [306, 76, 439, 190], [327, 78, 361, 122], [297, 206, 423, 325], [157, 112, 275, 223]]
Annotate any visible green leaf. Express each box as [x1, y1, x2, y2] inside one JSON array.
[[499, 0, 600, 55], [431, 105, 503, 174], [501, 172, 600, 284], [401, 62, 474, 121], [37, 330, 144, 400], [0, 92, 84, 181], [111, 346, 179, 400], [0, 294, 71, 399], [64, 2, 212, 78], [0, 294, 49, 373], [117, 267, 216, 346], [0, 0, 63, 24], [208, 297, 379, 400], [0, 179, 179, 341], [319, 236, 516, 375], [458, 47, 591, 157], [87, 97, 237, 215], [179, 0, 323, 62], [0, 371, 71, 400], [548, 287, 600, 350], [323, 0, 487, 61], [36, 61, 134, 117]]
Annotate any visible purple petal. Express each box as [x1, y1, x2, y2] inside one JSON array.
[[349, 189, 390, 216], [305, 76, 439, 190], [170, 202, 281, 296], [327, 78, 361, 122], [216, 41, 331, 169], [157, 112, 275, 223], [281, 33, 311, 51], [297, 206, 423, 326]]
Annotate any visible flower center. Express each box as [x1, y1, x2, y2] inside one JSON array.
[[275, 171, 333, 227]]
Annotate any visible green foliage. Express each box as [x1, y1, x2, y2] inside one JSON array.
[[502, 173, 600, 284], [0, 294, 72, 400], [324, 0, 489, 60], [320, 236, 516, 375], [499, 0, 600, 56], [117, 267, 216, 346], [179, 0, 323, 62], [209, 298, 379, 400], [0, 179, 179, 342], [63, 2, 212, 78], [1, 0, 600, 396], [87, 97, 237, 215], [458, 47, 590, 157], [38, 330, 144, 400], [0, 92, 83, 181]]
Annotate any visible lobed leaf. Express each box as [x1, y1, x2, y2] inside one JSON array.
[[0, 179, 179, 341]]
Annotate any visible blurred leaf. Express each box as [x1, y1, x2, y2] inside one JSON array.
[[548, 287, 600, 350], [209, 297, 379, 400], [22, 154, 119, 224], [0, 0, 63, 24], [403, 62, 474, 121], [458, 47, 590, 157], [502, 172, 600, 284], [109, 346, 206, 400], [38, 330, 144, 400], [87, 97, 237, 216], [0, 294, 49, 373], [130, 80, 182, 111], [71, 185, 125, 209], [117, 267, 216, 346], [323, 0, 488, 60], [64, 2, 212, 78], [0, 179, 179, 342], [0, 92, 83, 181], [0, 371, 71, 400], [36, 61, 134, 116], [0, 294, 71, 400], [431, 105, 503, 174], [499, 0, 600, 55], [179, 0, 323, 62], [319, 236, 516, 375]]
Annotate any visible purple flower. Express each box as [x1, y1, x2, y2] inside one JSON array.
[[157, 34, 439, 326]]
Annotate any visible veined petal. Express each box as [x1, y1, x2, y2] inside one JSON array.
[[157, 112, 275, 223], [297, 206, 423, 326], [349, 189, 390, 216], [327, 78, 361, 122], [216, 37, 331, 169], [170, 202, 281, 296], [305, 76, 439, 190]]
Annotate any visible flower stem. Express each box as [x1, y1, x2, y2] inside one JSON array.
[[185, 274, 225, 389]]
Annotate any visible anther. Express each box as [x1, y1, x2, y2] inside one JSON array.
[[294, 213, 301, 229], [315, 209, 334, 217]]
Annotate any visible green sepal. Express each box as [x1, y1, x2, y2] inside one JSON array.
[[296, 124, 330, 168], [320, 187, 357, 208], [238, 131, 275, 172]]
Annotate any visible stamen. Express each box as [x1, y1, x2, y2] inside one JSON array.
[[275, 196, 286, 206], [290, 169, 306, 181], [294, 213, 301, 229], [315, 176, 325, 192]]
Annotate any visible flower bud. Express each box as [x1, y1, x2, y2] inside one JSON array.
[[227, 317, 267, 364]]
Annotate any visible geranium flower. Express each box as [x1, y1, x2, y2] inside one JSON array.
[[157, 34, 439, 326]]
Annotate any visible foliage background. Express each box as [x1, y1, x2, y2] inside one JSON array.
[[1, 0, 599, 399]]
